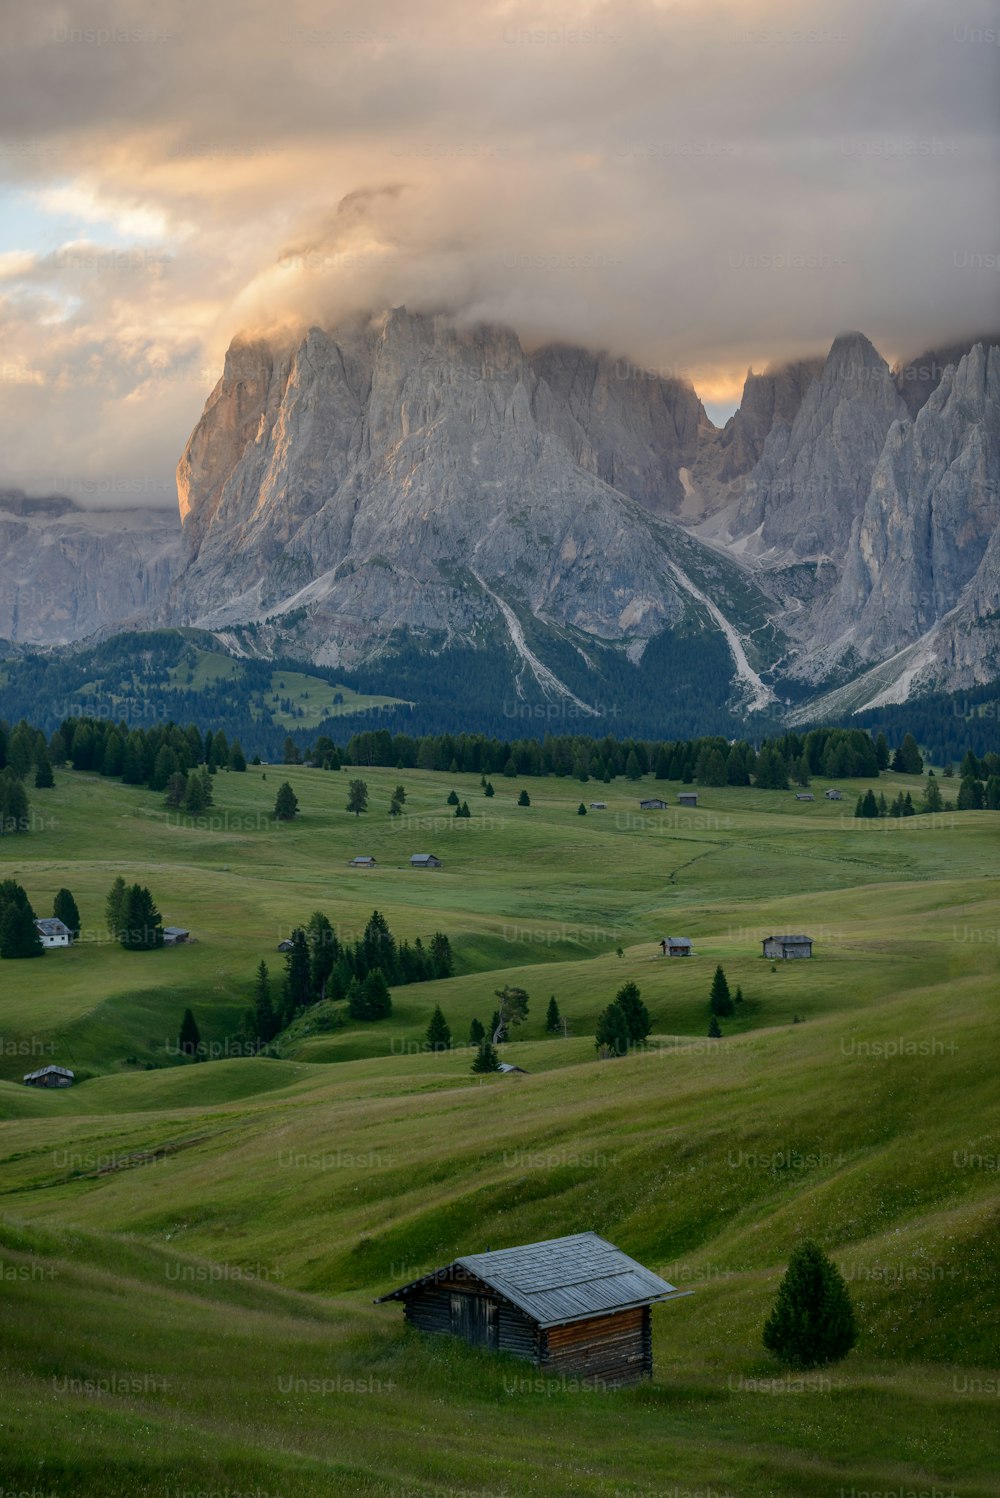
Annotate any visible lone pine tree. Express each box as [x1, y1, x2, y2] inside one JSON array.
[[425, 1005, 452, 1051], [53, 888, 80, 940], [709, 964, 734, 1017], [763, 1241, 857, 1370], [178, 1008, 201, 1059]]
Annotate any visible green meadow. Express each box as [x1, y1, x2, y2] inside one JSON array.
[[1, 760, 998, 1496]]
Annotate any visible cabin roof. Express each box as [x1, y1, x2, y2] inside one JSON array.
[[34, 917, 70, 935], [376, 1231, 682, 1328], [764, 934, 813, 943], [23, 1065, 74, 1081]]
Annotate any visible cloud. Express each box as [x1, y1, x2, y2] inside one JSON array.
[[0, 0, 998, 505]]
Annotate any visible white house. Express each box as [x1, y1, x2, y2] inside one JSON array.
[[34, 918, 71, 949]]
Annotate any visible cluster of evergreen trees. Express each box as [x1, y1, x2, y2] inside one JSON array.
[[105, 877, 164, 950], [595, 981, 651, 1055], [247, 909, 455, 1043], [0, 880, 44, 959], [0, 882, 81, 958]]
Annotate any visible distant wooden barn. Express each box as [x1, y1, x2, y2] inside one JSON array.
[[660, 936, 693, 957], [825, 789, 843, 800], [23, 1065, 74, 1088], [162, 927, 190, 946], [348, 855, 377, 868], [376, 1232, 686, 1384], [410, 853, 443, 869], [795, 793, 815, 802], [639, 798, 667, 811], [589, 801, 607, 810], [677, 792, 698, 807], [762, 934, 813, 960]]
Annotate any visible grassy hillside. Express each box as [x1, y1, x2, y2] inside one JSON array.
[[0, 761, 998, 1496]]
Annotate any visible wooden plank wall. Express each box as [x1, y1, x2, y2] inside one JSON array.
[[540, 1307, 651, 1385]]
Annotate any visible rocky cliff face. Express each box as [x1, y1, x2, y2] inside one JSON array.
[[809, 342, 1000, 683], [732, 332, 908, 562], [0, 492, 180, 645], [172, 309, 728, 668], [3, 311, 997, 713]]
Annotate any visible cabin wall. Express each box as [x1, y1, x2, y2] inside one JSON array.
[[540, 1307, 651, 1386]]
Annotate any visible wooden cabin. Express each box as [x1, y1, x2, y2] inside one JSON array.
[[677, 792, 698, 807], [795, 792, 815, 802], [825, 789, 843, 800], [410, 853, 443, 869], [347, 855, 377, 868], [162, 927, 190, 946], [639, 798, 667, 811], [660, 936, 693, 957], [762, 934, 813, 960], [376, 1232, 687, 1384], [23, 1065, 75, 1088]]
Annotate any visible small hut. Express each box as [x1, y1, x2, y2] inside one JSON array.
[[762, 934, 813, 960], [23, 1065, 75, 1088], [376, 1232, 687, 1384]]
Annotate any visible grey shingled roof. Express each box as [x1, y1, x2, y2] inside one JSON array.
[[377, 1232, 682, 1327], [34, 918, 70, 935]]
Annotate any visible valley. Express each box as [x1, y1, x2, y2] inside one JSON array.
[[1, 756, 998, 1496]]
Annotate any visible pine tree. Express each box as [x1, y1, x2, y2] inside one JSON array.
[[346, 779, 368, 816], [484, 781, 495, 798], [615, 980, 651, 1043], [734, 985, 744, 1005], [362, 967, 392, 1020], [53, 888, 80, 940], [274, 782, 300, 820], [709, 965, 734, 1016], [489, 1008, 504, 1043], [253, 960, 276, 1044], [874, 732, 890, 771], [425, 1005, 452, 1051], [429, 931, 453, 978], [625, 750, 642, 781], [346, 975, 367, 1020], [392, 784, 407, 806], [0, 880, 43, 959], [546, 995, 562, 1033], [307, 911, 337, 999], [283, 928, 311, 1014], [119, 885, 163, 950], [517, 789, 531, 807], [447, 789, 460, 806], [178, 1008, 201, 1059], [165, 771, 187, 810], [228, 740, 247, 772], [708, 1015, 722, 1038], [34, 749, 54, 789], [471, 1038, 501, 1073], [595, 1002, 630, 1056], [469, 1017, 485, 1045], [577, 802, 587, 815], [923, 775, 943, 813], [762, 1241, 857, 1369], [105, 875, 127, 938]]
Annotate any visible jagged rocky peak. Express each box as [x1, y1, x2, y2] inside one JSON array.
[[170, 307, 724, 663], [732, 330, 907, 561], [715, 356, 824, 483], [893, 331, 1000, 418]]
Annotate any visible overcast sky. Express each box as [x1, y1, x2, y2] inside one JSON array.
[[1, 0, 998, 507]]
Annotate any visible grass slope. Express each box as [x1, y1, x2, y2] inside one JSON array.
[[0, 762, 998, 1496]]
